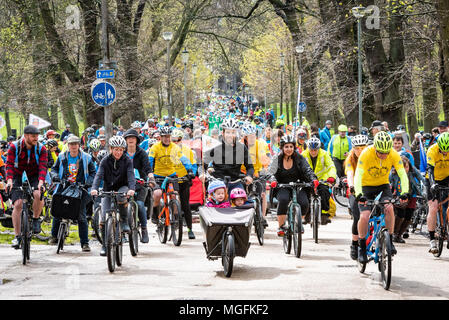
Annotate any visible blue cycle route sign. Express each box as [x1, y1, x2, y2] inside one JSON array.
[[91, 81, 116, 107], [96, 69, 115, 79], [298, 102, 307, 113]]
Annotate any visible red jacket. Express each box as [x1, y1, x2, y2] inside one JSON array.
[[6, 140, 48, 181]]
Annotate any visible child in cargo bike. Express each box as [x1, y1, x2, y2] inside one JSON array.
[[206, 180, 230, 208]]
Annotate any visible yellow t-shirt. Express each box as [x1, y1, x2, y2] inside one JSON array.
[[148, 142, 185, 177], [427, 143, 449, 181], [240, 139, 270, 176], [356, 146, 404, 187], [174, 144, 196, 179]]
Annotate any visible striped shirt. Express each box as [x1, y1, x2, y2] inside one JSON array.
[[6, 140, 48, 181]]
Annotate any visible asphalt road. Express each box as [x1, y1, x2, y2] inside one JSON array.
[[0, 207, 448, 300]]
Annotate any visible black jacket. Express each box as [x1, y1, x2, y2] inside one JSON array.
[[203, 138, 254, 180], [92, 153, 136, 192], [126, 146, 151, 179], [269, 150, 317, 184]]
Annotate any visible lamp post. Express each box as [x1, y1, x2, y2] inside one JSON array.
[[181, 48, 189, 116], [263, 70, 267, 114], [192, 63, 198, 113], [352, 6, 366, 131], [294, 45, 304, 137], [162, 31, 173, 125], [280, 53, 285, 120]]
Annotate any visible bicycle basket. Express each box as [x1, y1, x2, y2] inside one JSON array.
[[51, 185, 82, 220]]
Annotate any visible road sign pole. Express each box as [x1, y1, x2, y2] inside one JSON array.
[[101, 0, 113, 144]]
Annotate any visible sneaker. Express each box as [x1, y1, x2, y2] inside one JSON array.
[[100, 246, 106, 256], [350, 244, 358, 260], [277, 227, 286, 237], [48, 237, 58, 245], [188, 230, 195, 239], [358, 246, 368, 263], [321, 214, 331, 226], [120, 220, 130, 233], [151, 215, 159, 225], [390, 241, 397, 255], [32, 218, 42, 234], [393, 234, 405, 244], [429, 240, 438, 254], [11, 236, 22, 249], [82, 244, 91, 252], [402, 231, 409, 239], [141, 228, 149, 243], [262, 218, 268, 228]]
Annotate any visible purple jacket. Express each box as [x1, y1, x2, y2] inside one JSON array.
[[206, 200, 231, 208]]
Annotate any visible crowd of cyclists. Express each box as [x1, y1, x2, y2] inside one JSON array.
[[1, 94, 448, 268]]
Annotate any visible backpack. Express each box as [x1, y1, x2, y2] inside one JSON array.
[[13, 139, 43, 168]]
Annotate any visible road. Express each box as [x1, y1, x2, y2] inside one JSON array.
[[0, 207, 448, 300]]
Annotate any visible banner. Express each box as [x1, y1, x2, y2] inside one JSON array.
[[29, 114, 51, 130]]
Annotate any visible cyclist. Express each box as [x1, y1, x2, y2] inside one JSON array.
[[6, 125, 48, 248], [354, 131, 409, 263], [301, 137, 336, 225], [296, 129, 308, 154], [46, 139, 60, 169], [171, 129, 197, 239], [269, 135, 319, 236], [344, 134, 369, 260], [123, 129, 152, 243], [49, 136, 97, 252], [426, 132, 449, 253], [91, 136, 136, 256], [148, 127, 194, 223], [319, 120, 332, 151], [88, 138, 101, 168], [328, 125, 352, 178]]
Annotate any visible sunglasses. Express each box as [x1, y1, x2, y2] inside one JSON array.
[[376, 151, 390, 156]]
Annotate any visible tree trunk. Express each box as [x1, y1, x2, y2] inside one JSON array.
[[437, 0, 449, 120]]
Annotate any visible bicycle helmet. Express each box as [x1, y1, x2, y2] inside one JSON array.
[[306, 137, 321, 150], [373, 131, 393, 153], [422, 132, 432, 140], [241, 124, 257, 136], [109, 135, 127, 149], [148, 138, 157, 146], [159, 126, 172, 136], [437, 132, 449, 153], [46, 130, 57, 138], [297, 129, 307, 140], [97, 150, 108, 161], [171, 129, 184, 140], [221, 118, 239, 130], [338, 124, 348, 132], [280, 135, 296, 147], [89, 139, 101, 152], [131, 121, 142, 129], [46, 139, 59, 149], [230, 188, 247, 200], [351, 134, 369, 147], [207, 180, 226, 195]]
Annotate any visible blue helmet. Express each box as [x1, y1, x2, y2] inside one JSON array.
[[207, 180, 226, 195]]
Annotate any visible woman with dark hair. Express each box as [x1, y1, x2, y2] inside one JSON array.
[[269, 135, 319, 236]]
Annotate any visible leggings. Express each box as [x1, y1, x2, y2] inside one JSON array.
[[349, 195, 360, 236], [178, 181, 193, 230], [276, 188, 309, 217]]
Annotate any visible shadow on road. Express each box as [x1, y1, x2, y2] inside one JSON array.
[[390, 276, 449, 299], [215, 264, 299, 280]]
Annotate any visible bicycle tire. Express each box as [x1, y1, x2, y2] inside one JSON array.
[[170, 199, 183, 246], [253, 197, 264, 246], [92, 206, 103, 244], [379, 229, 392, 290], [21, 210, 29, 265], [283, 208, 292, 254], [332, 184, 349, 208], [128, 201, 139, 256], [292, 205, 302, 258], [106, 216, 116, 273], [436, 226, 445, 258], [156, 209, 168, 244], [223, 233, 235, 278], [312, 199, 320, 244], [57, 223, 66, 254]]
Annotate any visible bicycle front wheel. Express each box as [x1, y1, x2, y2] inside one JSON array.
[[128, 201, 139, 256], [283, 212, 292, 255], [222, 233, 235, 278], [379, 229, 392, 290], [106, 216, 116, 273], [57, 223, 66, 254], [156, 208, 168, 244], [170, 199, 183, 247], [332, 184, 349, 207], [21, 210, 30, 265], [312, 199, 320, 244], [292, 205, 302, 258], [92, 206, 103, 244], [253, 197, 264, 246]]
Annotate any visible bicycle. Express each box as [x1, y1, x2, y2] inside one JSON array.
[[246, 175, 269, 246], [96, 191, 129, 273], [155, 176, 186, 246], [410, 195, 428, 234], [128, 179, 152, 256], [432, 186, 449, 257], [357, 193, 399, 290], [276, 181, 312, 258], [332, 176, 349, 208]]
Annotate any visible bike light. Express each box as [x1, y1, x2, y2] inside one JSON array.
[[271, 181, 277, 188]]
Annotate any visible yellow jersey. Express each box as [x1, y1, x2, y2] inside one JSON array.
[[148, 141, 192, 177], [427, 143, 449, 181], [174, 144, 197, 179], [241, 139, 270, 176]]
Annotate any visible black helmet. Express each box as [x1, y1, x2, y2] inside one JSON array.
[[7, 136, 15, 142], [46, 139, 59, 148]]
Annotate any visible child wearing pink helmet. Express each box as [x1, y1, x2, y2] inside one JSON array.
[[230, 188, 248, 207]]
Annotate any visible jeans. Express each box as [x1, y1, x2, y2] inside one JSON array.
[[135, 184, 148, 228], [100, 186, 129, 223]]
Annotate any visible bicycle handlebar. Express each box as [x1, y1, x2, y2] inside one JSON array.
[[277, 182, 313, 189]]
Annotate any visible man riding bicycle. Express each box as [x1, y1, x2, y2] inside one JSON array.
[[426, 132, 449, 254], [354, 131, 409, 263], [6, 125, 48, 249]]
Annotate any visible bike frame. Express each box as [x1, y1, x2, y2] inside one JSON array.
[[157, 177, 179, 227]]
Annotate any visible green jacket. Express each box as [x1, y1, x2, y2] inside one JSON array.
[[328, 135, 352, 160]]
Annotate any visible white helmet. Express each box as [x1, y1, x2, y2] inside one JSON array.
[[351, 134, 369, 147], [221, 118, 239, 130], [109, 136, 126, 149]]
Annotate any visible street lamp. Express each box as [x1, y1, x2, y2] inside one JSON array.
[[279, 53, 285, 120], [192, 63, 198, 113], [352, 6, 366, 130], [181, 47, 189, 116], [294, 45, 304, 136], [162, 31, 173, 125]]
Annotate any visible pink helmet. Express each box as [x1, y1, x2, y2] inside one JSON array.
[[230, 188, 247, 200]]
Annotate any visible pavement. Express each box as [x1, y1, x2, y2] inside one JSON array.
[[0, 207, 448, 300]]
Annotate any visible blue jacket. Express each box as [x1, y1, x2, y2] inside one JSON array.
[[320, 127, 332, 150]]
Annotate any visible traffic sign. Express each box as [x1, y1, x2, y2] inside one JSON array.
[[298, 102, 307, 113], [96, 69, 115, 79], [91, 81, 116, 106]]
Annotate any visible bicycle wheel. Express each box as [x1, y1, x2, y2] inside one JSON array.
[[436, 226, 444, 258], [170, 199, 183, 247], [116, 234, 123, 267], [56, 223, 66, 254], [92, 206, 103, 244], [379, 229, 392, 290], [410, 210, 419, 233], [106, 216, 116, 273], [312, 199, 320, 244], [332, 184, 348, 208], [253, 197, 264, 246], [283, 210, 292, 254], [128, 201, 139, 256], [222, 233, 235, 278], [156, 208, 168, 244], [292, 205, 302, 258], [21, 210, 29, 265]]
